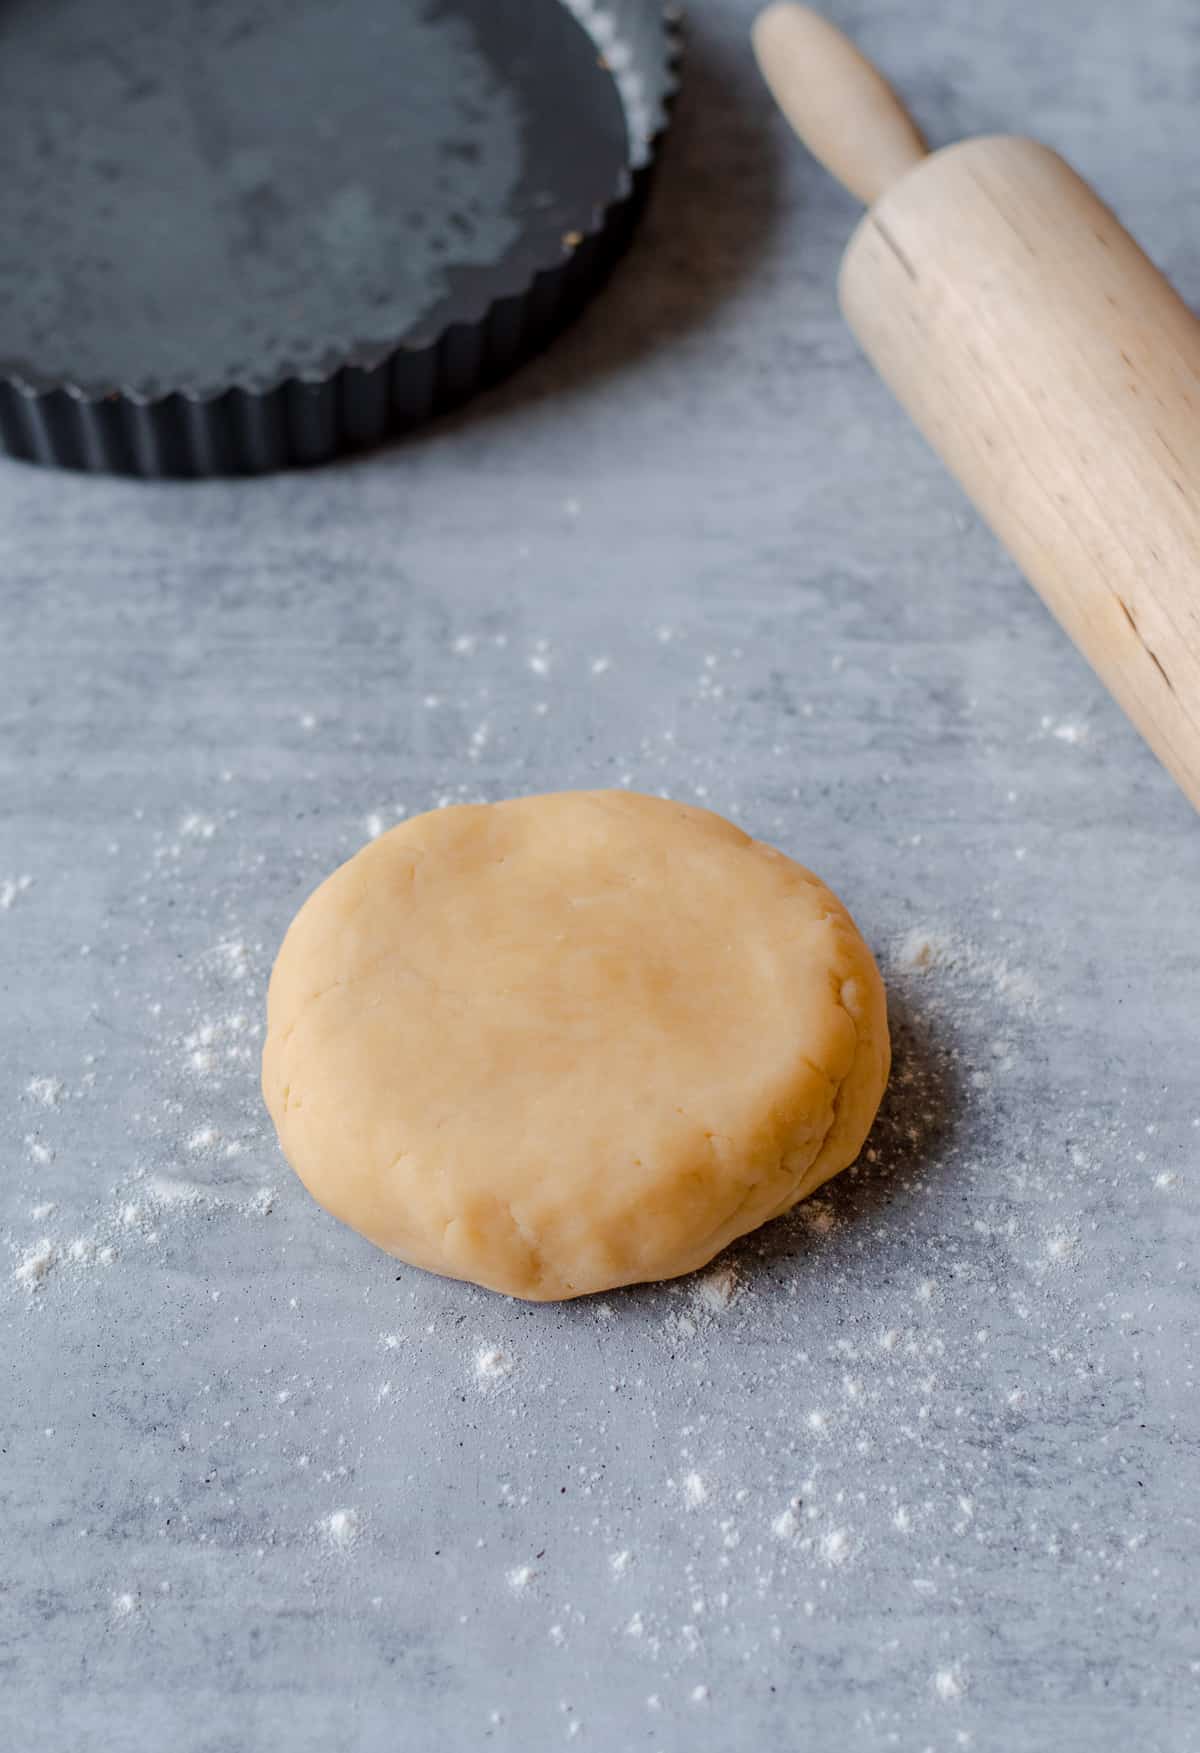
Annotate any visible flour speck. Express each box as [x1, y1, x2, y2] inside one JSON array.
[[0, 874, 33, 910], [693, 1262, 740, 1313], [772, 1503, 801, 1540], [26, 1077, 64, 1108], [1042, 717, 1088, 746], [892, 925, 1038, 1012], [475, 1345, 515, 1386], [798, 1198, 836, 1237], [682, 1472, 708, 1509], [819, 1527, 852, 1567], [15, 1238, 55, 1291], [323, 1509, 360, 1550]]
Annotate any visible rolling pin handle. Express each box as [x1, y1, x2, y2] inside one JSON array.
[[753, 3, 929, 206]]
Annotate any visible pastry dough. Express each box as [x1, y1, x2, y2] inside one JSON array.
[[262, 791, 889, 1300]]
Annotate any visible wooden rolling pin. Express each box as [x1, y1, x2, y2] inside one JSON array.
[[753, 3, 1200, 812]]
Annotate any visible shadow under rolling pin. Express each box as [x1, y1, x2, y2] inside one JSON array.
[[753, 2, 1200, 815]]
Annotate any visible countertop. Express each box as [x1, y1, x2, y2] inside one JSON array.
[[3, 2, 1198, 1748]]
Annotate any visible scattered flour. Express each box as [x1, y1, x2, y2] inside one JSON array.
[[1044, 1231, 1077, 1264], [1041, 716, 1088, 746], [15, 1239, 55, 1291], [772, 1503, 801, 1541], [798, 1199, 837, 1237], [180, 814, 217, 840], [934, 1665, 967, 1701], [210, 939, 252, 984], [682, 1472, 708, 1509], [507, 1564, 536, 1592], [819, 1528, 853, 1567], [475, 1345, 515, 1386], [324, 1509, 360, 1550], [182, 1011, 257, 1080], [145, 1173, 272, 1216], [692, 1263, 740, 1313], [26, 1077, 64, 1108], [893, 926, 1038, 1012], [0, 874, 33, 910], [9, 1168, 273, 1298]]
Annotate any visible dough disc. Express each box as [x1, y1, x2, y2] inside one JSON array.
[[262, 791, 889, 1300]]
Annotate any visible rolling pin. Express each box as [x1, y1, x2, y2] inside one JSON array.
[[753, 3, 1200, 813]]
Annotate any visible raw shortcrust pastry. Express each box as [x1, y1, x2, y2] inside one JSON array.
[[262, 791, 889, 1300]]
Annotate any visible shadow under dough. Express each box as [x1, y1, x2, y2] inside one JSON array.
[[728, 985, 968, 1280]]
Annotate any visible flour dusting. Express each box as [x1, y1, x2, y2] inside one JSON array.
[[0, 874, 33, 910], [681, 1472, 708, 1509], [892, 926, 1039, 1013], [14, 1238, 55, 1291], [475, 1344, 515, 1386], [692, 1262, 740, 1313], [324, 1509, 360, 1550], [26, 1077, 65, 1108]]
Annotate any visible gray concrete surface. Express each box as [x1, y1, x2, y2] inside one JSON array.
[[2, 2, 1198, 1748]]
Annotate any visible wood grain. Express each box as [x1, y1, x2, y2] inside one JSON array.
[[755, 2, 1200, 815], [841, 138, 1200, 812]]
